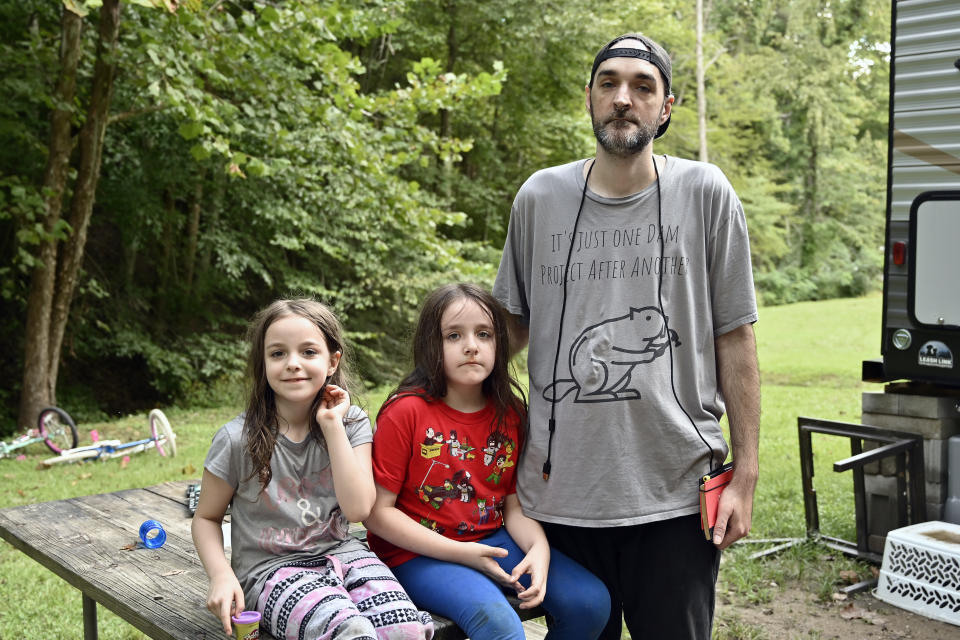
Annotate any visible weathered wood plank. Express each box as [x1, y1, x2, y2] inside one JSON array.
[[142, 479, 195, 508], [0, 489, 223, 639], [141, 481, 510, 638], [522, 620, 548, 639], [0, 482, 544, 640]]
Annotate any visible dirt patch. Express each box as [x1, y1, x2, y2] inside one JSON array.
[[716, 585, 957, 639]]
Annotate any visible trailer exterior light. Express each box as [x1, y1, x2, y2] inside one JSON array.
[[892, 329, 912, 350], [892, 241, 907, 265]]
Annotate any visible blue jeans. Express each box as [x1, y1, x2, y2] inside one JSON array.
[[390, 527, 610, 640]]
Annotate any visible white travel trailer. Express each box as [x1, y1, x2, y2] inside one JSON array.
[[865, 0, 960, 386]]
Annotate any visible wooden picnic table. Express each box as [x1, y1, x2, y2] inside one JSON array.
[[0, 479, 544, 639], [0, 480, 231, 639]]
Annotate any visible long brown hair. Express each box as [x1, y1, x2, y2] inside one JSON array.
[[379, 283, 526, 439], [243, 298, 358, 490]]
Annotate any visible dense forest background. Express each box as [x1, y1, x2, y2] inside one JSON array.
[[0, 0, 890, 430]]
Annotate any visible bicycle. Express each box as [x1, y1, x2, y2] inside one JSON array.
[[0, 407, 79, 459], [43, 408, 176, 466]]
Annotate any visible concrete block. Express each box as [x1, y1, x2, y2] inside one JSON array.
[[926, 501, 943, 521], [924, 438, 949, 483], [867, 491, 898, 541], [861, 391, 900, 416], [925, 480, 947, 504], [863, 474, 947, 505], [861, 439, 904, 476], [860, 412, 960, 440], [861, 391, 960, 420], [864, 473, 898, 495], [857, 427, 951, 480], [862, 441, 880, 475], [899, 394, 960, 420], [865, 437, 954, 482], [862, 473, 942, 517]]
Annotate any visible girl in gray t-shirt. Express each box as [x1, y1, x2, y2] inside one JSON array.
[[192, 298, 433, 640]]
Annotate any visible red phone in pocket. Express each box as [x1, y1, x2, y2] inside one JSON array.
[[699, 462, 734, 540]]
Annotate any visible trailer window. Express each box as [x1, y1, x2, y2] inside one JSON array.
[[912, 195, 960, 327]]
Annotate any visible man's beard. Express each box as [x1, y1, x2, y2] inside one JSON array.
[[591, 105, 659, 157]]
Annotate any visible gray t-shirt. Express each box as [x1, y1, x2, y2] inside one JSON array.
[[494, 156, 757, 527], [203, 408, 372, 606]]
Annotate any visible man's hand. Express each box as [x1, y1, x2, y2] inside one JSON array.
[[714, 323, 760, 550], [712, 472, 755, 549]]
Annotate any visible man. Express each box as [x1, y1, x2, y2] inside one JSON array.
[[493, 33, 760, 639]]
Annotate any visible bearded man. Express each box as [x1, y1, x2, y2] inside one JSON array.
[[494, 33, 761, 640]]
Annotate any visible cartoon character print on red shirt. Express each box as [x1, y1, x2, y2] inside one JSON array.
[[415, 423, 516, 531], [369, 397, 525, 567]]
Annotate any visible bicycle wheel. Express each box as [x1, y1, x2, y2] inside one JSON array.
[[37, 406, 79, 454], [148, 409, 176, 457]]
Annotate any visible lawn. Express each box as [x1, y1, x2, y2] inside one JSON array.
[[751, 293, 885, 542], [0, 293, 886, 638]]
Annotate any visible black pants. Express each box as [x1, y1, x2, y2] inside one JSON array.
[[541, 514, 720, 640]]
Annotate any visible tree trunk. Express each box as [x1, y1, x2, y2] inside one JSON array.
[[439, 0, 457, 198], [800, 108, 820, 267], [184, 176, 204, 295], [18, 8, 84, 429], [123, 235, 137, 294], [200, 169, 225, 278], [696, 0, 708, 163], [162, 189, 177, 284], [47, 0, 123, 408], [439, 0, 457, 141]]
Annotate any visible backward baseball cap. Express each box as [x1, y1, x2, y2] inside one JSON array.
[[589, 33, 673, 138]]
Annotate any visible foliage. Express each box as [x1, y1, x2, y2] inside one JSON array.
[[0, 0, 893, 425]]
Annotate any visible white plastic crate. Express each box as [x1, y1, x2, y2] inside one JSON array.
[[875, 520, 960, 626]]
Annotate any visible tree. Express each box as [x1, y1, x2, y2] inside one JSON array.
[[19, 0, 125, 429], [0, 0, 893, 427], [754, 0, 889, 302], [696, 0, 708, 162], [7, 0, 507, 427]]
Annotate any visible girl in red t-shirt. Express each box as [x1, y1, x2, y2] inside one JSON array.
[[365, 284, 609, 640]]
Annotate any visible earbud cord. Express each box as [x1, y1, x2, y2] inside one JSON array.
[[545, 156, 717, 480], [543, 159, 595, 480], [654, 156, 716, 471]]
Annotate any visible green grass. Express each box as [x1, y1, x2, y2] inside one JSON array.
[[713, 615, 769, 640], [751, 293, 885, 542], [0, 406, 229, 638], [0, 293, 886, 638], [756, 294, 882, 388], [708, 293, 887, 640]]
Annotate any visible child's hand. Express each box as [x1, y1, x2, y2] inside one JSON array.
[[510, 540, 549, 608], [206, 571, 245, 634], [459, 541, 515, 587], [316, 384, 350, 430]]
